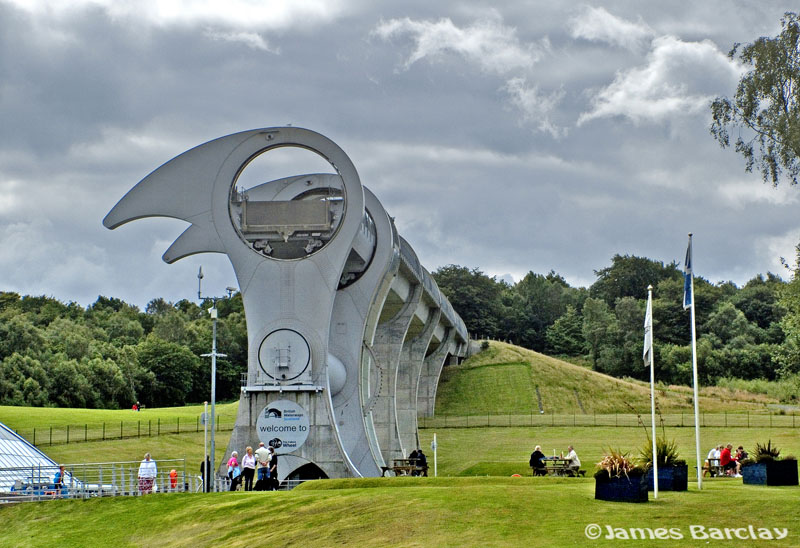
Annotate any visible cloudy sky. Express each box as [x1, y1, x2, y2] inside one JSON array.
[[1, 0, 798, 308]]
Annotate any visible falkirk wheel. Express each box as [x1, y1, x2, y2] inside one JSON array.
[[104, 127, 470, 481]]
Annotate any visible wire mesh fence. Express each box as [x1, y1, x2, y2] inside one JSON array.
[[418, 412, 800, 429], [11, 416, 235, 448]]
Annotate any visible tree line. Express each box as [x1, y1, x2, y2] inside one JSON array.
[[2, 248, 799, 409], [433, 249, 800, 392], [0, 293, 246, 409]]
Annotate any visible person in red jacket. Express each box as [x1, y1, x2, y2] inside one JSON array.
[[720, 444, 740, 477]]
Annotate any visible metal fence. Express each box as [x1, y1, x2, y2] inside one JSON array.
[[0, 459, 193, 503], [10, 416, 234, 448], [0, 460, 302, 504], [418, 412, 800, 429]]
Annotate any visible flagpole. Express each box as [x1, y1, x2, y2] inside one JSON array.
[[647, 285, 658, 499], [686, 233, 702, 490]]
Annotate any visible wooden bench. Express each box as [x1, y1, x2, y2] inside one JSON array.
[[381, 459, 428, 477]]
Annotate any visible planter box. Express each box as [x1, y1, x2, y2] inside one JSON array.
[[595, 474, 648, 503], [741, 460, 798, 486], [644, 464, 688, 491]]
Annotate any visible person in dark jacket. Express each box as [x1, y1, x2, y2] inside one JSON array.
[[529, 445, 546, 476], [416, 449, 428, 476]]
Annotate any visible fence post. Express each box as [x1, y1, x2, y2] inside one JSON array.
[[177, 417, 180, 434], [120, 420, 123, 439], [84, 424, 87, 442], [158, 417, 160, 436], [49, 426, 52, 446], [149, 420, 151, 437], [138, 421, 140, 438], [67, 424, 69, 444], [33, 428, 36, 446], [103, 422, 106, 441]]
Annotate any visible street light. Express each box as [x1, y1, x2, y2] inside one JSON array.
[[198, 267, 230, 492]]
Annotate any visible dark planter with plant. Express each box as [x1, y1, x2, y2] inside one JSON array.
[[640, 437, 688, 491], [595, 449, 648, 503], [740, 441, 798, 487], [636, 411, 688, 491], [644, 463, 688, 491]]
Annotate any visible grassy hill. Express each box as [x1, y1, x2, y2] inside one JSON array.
[[435, 341, 777, 415]]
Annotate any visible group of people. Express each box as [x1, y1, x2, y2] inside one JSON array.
[[225, 442, 279, 491], [704, 443, 747, 477], [529, 444, 580, 475]]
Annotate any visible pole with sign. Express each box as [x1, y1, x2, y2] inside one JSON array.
[[431, 433, 438, 477]]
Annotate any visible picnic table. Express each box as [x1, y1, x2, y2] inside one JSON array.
[[381, 458, 428, 477], [541, 457, 583, 477]]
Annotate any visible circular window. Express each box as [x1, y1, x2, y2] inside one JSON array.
[[257, 329, 311, 381], [229, 146, 347, 260]]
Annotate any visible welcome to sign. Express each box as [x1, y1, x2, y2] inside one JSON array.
[[256, 399, 310, 454]]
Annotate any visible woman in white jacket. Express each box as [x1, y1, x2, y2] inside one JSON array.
[[138, 452, 158, 494]]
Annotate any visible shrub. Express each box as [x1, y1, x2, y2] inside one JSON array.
[[753, 440, 781, 463], [595, 448, 645, 480], [639, 437, 684, 469]]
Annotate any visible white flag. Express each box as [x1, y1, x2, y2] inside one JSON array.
[[643, 291, 653, 366]]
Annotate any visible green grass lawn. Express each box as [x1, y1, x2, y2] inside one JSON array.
[[0, 401, 239, 430], [0, 402, 239, 448], [419, 426, 800, 476], [2, 341, 799, 547], [2, 478, 798, 547]]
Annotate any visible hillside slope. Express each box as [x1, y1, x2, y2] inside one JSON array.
[[435, 341, 775, 415]]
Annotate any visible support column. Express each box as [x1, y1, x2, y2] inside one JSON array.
[[396, 306, 441, 455], [371, 282, 422, 464]]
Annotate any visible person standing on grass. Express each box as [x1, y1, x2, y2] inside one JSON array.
[[200, 456, 212, 492], [565, 445, 580, 474], [227, 451, 241, 491], [255, 442, 270, 483], [268, 446, 278, 490], [138, 453, 157, 494], [241, 446, 256, 491]]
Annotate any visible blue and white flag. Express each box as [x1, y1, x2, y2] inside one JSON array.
[[683, 235, 693, 310], [643, 291, 653, 366]]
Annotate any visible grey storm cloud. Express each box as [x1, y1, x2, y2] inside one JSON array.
[[0, 0, 798, 308]]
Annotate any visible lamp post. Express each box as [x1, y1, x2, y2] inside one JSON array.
[[198, 267, 230, 492]]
